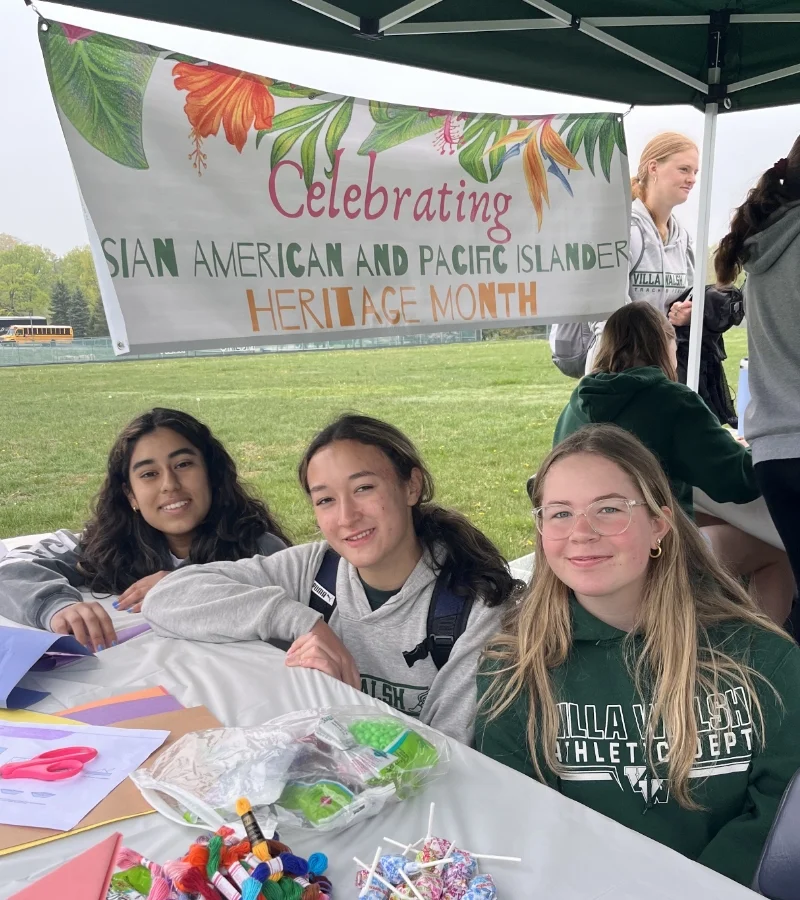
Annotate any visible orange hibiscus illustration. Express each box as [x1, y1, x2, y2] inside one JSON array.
[[489, 116, 582, 230], [173, 63, 275, 172]]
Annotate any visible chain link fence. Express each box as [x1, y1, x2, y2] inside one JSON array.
[[0, 330, 493, 367]]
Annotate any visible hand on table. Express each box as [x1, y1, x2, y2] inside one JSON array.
[[285, 620, 361, 688], [668, 300, 692, 326], [114, 571, 170, 613], [51, 602, 117, 652]]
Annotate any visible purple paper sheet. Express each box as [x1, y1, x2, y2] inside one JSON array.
[[0, 627, 93, 708], [30, 653, 88, 672], [114, 623, 152, 644], [66, 693, 184, 726]]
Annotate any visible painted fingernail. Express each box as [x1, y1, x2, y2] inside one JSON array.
[[96, 644, 104, 652], [112, 601, 119, 608], [111, 641, 118, 647]]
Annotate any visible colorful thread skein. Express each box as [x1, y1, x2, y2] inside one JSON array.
[[114, 803, 331, 900]]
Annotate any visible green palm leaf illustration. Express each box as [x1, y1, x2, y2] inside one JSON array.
[[40, 25, 158, 169], [459, 114, 510, 183], [324, 98, 354, 178], [359, 106, 442, 155]]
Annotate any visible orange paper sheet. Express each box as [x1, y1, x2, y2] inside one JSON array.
[[56, 685, 170, 716]]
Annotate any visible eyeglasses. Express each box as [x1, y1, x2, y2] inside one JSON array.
[[533, 499, 648, 539]]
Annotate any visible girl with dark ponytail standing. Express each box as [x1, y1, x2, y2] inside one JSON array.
[[715, 138, 800, 589], [143, 414, 517, 743]]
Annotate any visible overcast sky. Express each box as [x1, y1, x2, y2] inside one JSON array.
[[3, 1, 800, 256]]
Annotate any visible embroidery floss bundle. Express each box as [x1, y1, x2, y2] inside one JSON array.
[[115, 804, 331, 900], [115, 847, 173, 900]]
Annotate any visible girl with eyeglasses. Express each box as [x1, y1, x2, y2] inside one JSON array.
[[475, 424, 800, 887], [553, 301, 794, 626]]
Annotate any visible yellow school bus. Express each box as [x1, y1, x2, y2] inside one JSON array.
[[0, 325, 74, 344]]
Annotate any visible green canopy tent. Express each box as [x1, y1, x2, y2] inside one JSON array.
[[42, 0, 800, 386]]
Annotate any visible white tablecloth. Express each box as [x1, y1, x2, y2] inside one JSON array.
[[0, 590, 753, 900]]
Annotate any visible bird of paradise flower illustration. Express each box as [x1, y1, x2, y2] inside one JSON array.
[[488, 116, 582, 230]]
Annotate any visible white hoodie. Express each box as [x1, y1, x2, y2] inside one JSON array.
[[629, 198, 694, 313]]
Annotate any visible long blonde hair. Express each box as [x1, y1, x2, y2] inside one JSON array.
[[482, 425, 789, 808], [632, 132, 698, 202]]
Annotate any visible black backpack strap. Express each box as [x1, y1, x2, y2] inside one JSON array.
[[309, 548, 340, 623], [402, 576, 474, 671]]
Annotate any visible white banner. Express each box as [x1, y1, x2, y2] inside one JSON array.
[[40, 22, 631, 355]]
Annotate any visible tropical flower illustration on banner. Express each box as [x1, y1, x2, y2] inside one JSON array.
[[39, 21, 627, 232]]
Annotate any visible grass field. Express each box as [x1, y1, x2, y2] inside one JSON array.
[[0, 330, 748, 560]]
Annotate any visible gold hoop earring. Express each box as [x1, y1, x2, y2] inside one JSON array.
[[650, 540, 662, 559]]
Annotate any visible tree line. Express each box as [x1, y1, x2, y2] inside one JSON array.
[[0, 233, 109, 337]]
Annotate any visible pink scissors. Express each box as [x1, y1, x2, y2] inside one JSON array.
[[0, 746, 98, 782]]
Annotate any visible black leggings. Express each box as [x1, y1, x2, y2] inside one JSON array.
[[754, 457, 800, 591]]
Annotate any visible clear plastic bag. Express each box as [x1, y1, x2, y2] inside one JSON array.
[[131, 706, 449, 833]]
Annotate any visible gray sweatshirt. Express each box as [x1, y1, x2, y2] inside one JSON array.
[[0, 529, 286, 630], [142, 542, 506, 744], [581, 200, 695, 374], [629, 198, 694, 312], [742, 200, 800, 463]]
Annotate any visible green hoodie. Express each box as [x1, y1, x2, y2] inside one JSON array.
[[553, 366, 759, 517], [475, 598, 800, 885]]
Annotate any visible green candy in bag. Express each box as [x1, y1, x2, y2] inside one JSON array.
[[349, 717, 439, 798]]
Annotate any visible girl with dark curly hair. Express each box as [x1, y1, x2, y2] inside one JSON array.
[[0, 408, 289, 649]]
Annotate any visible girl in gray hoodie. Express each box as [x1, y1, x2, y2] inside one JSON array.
[[143, 414, 519, 744], [0, 408, 288, 649], [715, 136, 800, 592], [582, 132, 698, 374], [629, 132, 697, 315]]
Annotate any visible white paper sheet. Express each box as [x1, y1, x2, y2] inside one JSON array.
[[0, 721, 168, 831]]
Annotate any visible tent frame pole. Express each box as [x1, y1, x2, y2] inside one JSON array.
[[685, 102, 718, 391], [520, 0, 706, 92], [730, 62, 800, 93], [379, 0, 446, 32], [386, 18, 563, 35], [288, 0, 359, 28]]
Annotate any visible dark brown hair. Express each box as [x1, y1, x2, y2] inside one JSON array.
[[79, 408, 290, 592], [715, 135, 800, 284], [298, 413, 518, 608], [592, 302, 677, 381]]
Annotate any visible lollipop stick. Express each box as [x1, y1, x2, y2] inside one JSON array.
[[399, 870, 426, 900], [463, 853, 521, 862], [426, 803, 435, 841], [354, 858, 408, 898], [414, 859, 454, 870], [383, 838, 414, 854], [359, 845, 382, 898]]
